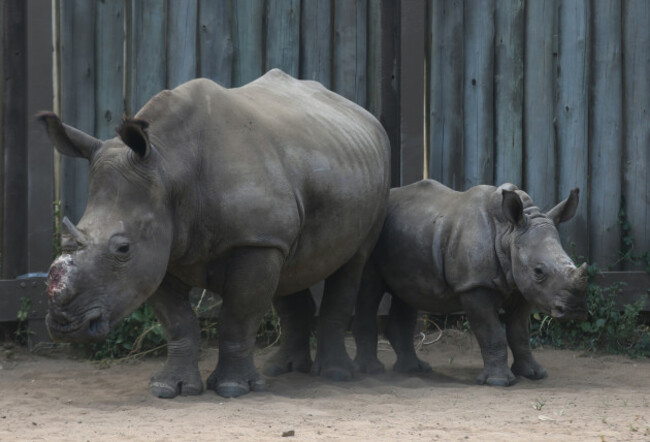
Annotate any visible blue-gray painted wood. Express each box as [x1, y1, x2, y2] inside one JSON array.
[[523, 0, 556, 211], [127, 0, 166, 114], [367, 0, 400, 187], [622, 0, 650, 265], [26, 2, 54, 272], [333, 0, 367, 107], [589, 0, 622, 268], [59, 0, 95, 224], [95, 0, 125, 140], [266, 0, 300, 77], [494, 0, 523, 188], [232, 0, 263, 87], [463, 0, 495, 189], [300, 0, 332, 87], [399, 0, 425, 185], [198, 0, 233, 87], [2, 0, 28, 278], [556, 0, 590, 258], [428, 0, 464, 190], [167, 0, 198, 89]]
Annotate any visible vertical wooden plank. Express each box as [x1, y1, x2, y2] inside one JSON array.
[[622, 0, 650, 263], [1, 0, 27, 278], [556, 0, 590, 257], [232, 0, 263, 86], [428, 0, 464, 190], [524, 0, 556, 210], [59, 0, 94, 224], [127, 0, 166, 114], [26, 0, 54, 272], [198, 0, 233, 87], [167, 0, 197, 88], [333, 0, 367, 107], [590, 0, 622, 268], [399, 0, 425, 185], [463, 0, 495, 189], [266, 0, 300, 77], [494, 0, 523, 187], [367, 0, 400, 187], [95, 0, 125, 140], [300, 0, 332, 87]]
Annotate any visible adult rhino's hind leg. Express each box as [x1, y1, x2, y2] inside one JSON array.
[[206, 247, 283, 398], [352, 259, 388, 374], [311, 251, 370, 381], [263, 289, 315, 377], [148, 275, 203, 398]]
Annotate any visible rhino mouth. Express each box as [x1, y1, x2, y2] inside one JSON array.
[[550, 303, 588, 321], [46, 307, 108, 342]]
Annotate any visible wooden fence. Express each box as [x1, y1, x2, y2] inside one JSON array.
[[424, 0, 649, 271], [53, 0, 649, 272]]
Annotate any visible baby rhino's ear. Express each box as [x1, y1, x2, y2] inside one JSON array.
[[116, 118, 151, 159], [36, 111, 102, 160], [502, 190, 524, 227], [546, 188, 580, 226]]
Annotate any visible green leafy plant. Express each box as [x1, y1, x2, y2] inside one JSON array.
[[531, 264, 650, 357], [14, 297, 34, 344], [84, 303, 166, 361]]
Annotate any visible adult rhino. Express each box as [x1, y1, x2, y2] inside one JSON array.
[[353, 179, 588, 386], [39, 69, 390, 398]]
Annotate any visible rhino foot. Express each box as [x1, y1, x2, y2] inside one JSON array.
[[476, 367, 516, 387], [354, 355, 385, 375], [311, 356, 358, 381], [393, 356, 432, 374], [263, 350, 312, 377], [149, 366, 204, 399], [206, 369, 266, 398], [512, 360, 548, 380]]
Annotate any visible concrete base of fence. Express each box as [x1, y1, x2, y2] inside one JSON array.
[[0, 277, 51, 348]]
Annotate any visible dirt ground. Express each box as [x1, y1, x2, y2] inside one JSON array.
[[1, 332, 649, 441]]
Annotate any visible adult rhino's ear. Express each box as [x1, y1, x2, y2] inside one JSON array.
[[35, 111, 102, 160], [116, 117, 151, 159], [502, 190, 525, 227], [547, 188, 579, 226]]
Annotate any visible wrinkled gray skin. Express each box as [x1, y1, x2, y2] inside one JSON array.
[[353, 179, 588, 386], [39, 69, 390, 398]]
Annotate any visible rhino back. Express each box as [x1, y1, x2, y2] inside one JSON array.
[[136, 70, 390, 292], [376, 180, 508, 312]]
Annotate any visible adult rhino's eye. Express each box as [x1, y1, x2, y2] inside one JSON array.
[[534, 267, 546, 282], [110, 235, 131, 260]]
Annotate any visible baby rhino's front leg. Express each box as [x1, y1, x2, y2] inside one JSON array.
[[148, 276, 203, 398], [460, 289, 516, 386]]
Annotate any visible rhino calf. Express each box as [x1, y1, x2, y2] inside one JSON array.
[[39, 69, 390, 398], [353, 179, 588, 386]]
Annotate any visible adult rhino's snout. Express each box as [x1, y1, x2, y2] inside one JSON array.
[[46, 254, 76, 306]]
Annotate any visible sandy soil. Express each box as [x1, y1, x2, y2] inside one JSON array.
[[1, 332, 649, 441]]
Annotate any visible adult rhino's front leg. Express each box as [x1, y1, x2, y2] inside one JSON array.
[[504, 294, 547, 380], [148, 275, 203, 398], [206, 247, 283, 398], [460, 288, 516, 386]]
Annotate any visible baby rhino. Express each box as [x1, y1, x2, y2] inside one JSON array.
[[353, 179, 588, 386]]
